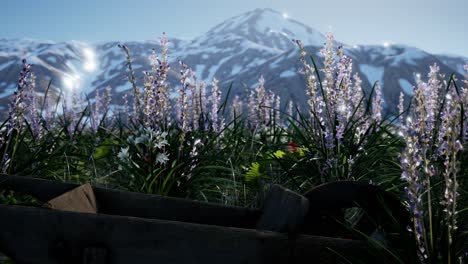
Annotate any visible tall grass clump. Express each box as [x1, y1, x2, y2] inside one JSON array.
[[114, 34, 287, 203], [254, 33, 403, 192]]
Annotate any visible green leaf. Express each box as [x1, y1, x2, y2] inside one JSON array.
[[93, 145, 110, 160], [245, 162, 262, 183]]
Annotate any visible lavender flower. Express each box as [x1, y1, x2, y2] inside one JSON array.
[[103, 86, 113, 121], [69, 91, 80, 138], [334, 54, 354, 142], [119, 44, 141, 121], [437, 88, 462, 245], [372, 81, 384, 122], [209, 78, 224, 133], [400, 121, 427, 260], [158, 33, 171, 126], [91, 87, 101, 132], [294, 33, 381, 180], [198, 82, 208, 130], [177, 61, 190, 137], [7, 59, 32, 135], [295, 39, 318, 118], [351, 73, 364, 115], [189, 72, 200, 131], [122, 93, 130, 123], [142, 38, 171, 130], [274, 95, 281, 127], [142, 68, 155, 127], [398, 92, 405, 126], [247, 89, 258, 129], [231, 95, 243, 121], [25, 73, 44, 139], [321, 33, 336, 94], [262, 90, 273, 131], [256, 76, 267, 126], [400, 63, 466, 261], [462, 65, 468, 141]]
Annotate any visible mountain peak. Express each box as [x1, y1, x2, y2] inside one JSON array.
[[200, 8, 326, 51], [250, 7, 281, 15]]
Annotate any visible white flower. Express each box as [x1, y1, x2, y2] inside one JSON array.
[[156, 152, 169, 164], [117, 147, 130, 161], [154, 131, 169, 149]]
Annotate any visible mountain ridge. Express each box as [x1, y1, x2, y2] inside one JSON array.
[[0, 8, 467, 117]]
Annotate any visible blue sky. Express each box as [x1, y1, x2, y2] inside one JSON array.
[[2, 0, 467, 56]]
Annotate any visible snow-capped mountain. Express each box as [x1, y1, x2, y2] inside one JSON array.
[[169, 8, 327, 87], [0, 8, 467, 117], [189, 8, 326, 52]]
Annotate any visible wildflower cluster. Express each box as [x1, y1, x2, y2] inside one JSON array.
[[91, 86, 112, 132], [6, 59, 34, 135], [117, 128, 170, 194], [400, 63, 467, 262], [119, 35, 230, 140], [246, 75, 281, 134], [1, 59, 46, 172], [208, 78, 225, 133], [62, 91, 87, 138], [293, 34, 382, 181]]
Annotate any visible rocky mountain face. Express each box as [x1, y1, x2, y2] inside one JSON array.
[[0, 8, 466, 116]]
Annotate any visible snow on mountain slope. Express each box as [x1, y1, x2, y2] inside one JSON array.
[[359, 64, 385, 87], [388, 45, 428, 66], [399, 79, 414, 96], [179, 36, 276, 83], [0, 38, 101, 103], [174, 8, 326, 84], [227, 42, 466, 113], [193, 8, 326, 52], [345, 44, 429, 66], [0, 37, 189, 108], [435, 54, 468, 76], [0, 43, 97, 111], [83, 38, 189, 97]]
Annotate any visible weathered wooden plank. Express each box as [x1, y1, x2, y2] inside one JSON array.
[[0, 173, 77, 201], [0, 174, 260, 228], [0, 204, 370, 264]]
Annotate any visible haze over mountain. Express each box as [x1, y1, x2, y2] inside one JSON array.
[[0, 8, 466, 115]]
